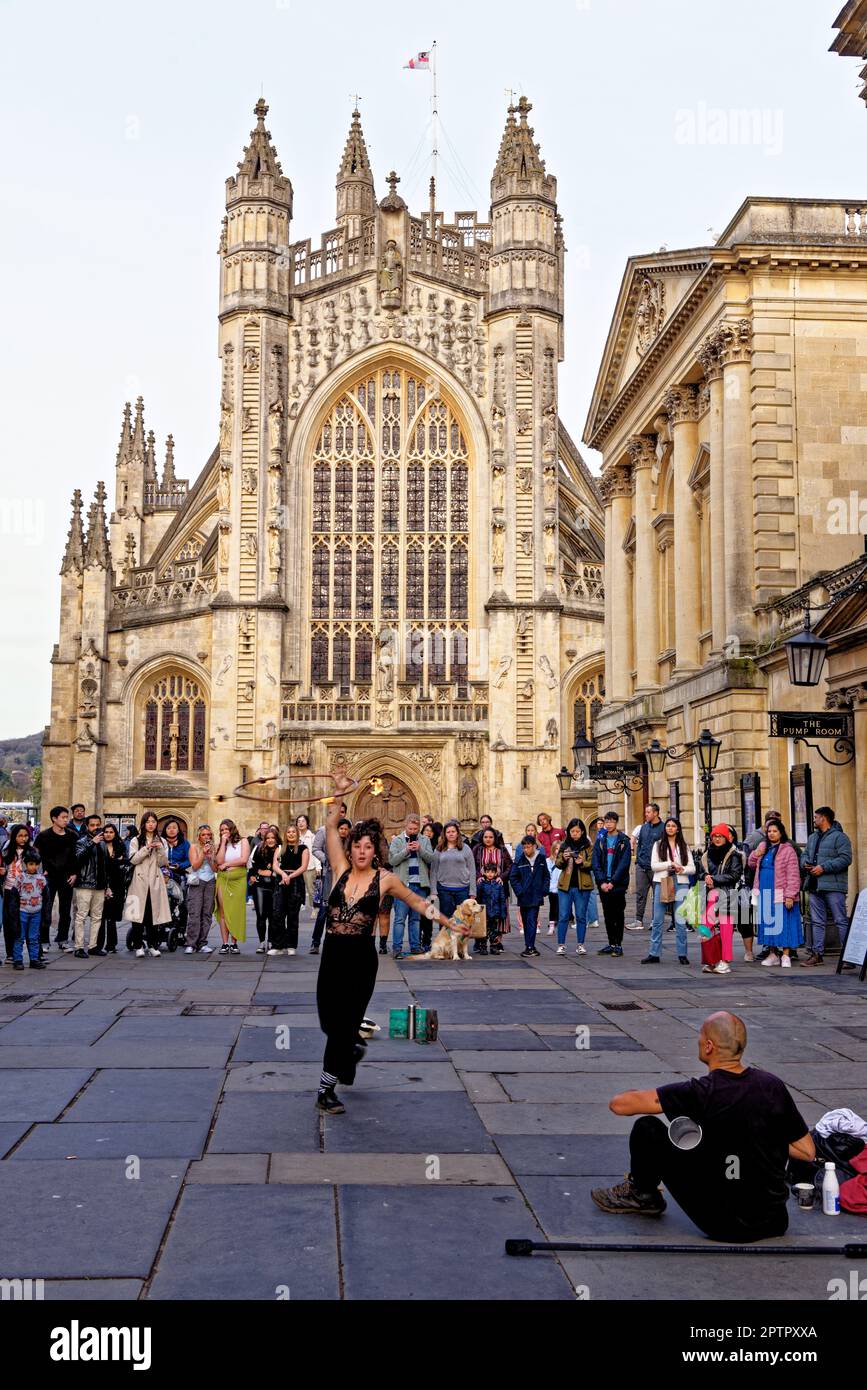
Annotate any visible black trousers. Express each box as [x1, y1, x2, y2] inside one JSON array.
[[629, 1115, 788, 1244], [272, 886, 302, 950], [252, 883, 277, 943], [3, 889, 19, 958], [317, 933, 378, 1085], [600, 888, 626, 945], [96, 908, 121, 952], [128, 895, 162, 950], [46, 874, 74, 944]]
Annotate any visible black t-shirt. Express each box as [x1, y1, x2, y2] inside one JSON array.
[[657, 1067, 808, 1239], [34, 827, 78, 879]]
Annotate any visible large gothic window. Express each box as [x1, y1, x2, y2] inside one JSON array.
[[309, 368, 471, 693], [572, 670, 605, 748], [141, 671, 207, 775]]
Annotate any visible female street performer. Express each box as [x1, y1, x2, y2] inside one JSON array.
[[316, 784, 466, 1115]]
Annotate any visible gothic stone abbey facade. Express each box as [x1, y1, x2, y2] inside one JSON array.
[[42, 98, 605, 837]]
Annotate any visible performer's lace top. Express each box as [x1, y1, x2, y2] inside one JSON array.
[[326, 868, 382, 937]]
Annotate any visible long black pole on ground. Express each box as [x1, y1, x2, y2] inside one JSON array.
[[505, 1238, 867, 1258]]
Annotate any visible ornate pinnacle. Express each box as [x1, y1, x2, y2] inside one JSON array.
[[144, 429, 157, 480], [60, 489, 85, 575], [131, 395, 145, 458], [162, 434, 176, 488], [84, 482, 111, 569], [116, 401, 132, 466]]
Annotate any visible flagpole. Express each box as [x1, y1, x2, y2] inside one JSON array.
[[431, 40, 438, 230]]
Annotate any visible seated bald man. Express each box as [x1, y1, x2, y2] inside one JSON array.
[[592, 1011, 815, 1243]]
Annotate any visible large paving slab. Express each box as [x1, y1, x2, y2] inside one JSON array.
[[338, 1186, 575, 1300], [269, 1152, 512, 1184], [323, 1090, 497, 1153], [147, 1185, 339, 1300], [0, 1068, 94, 1121], [0, 1160, 186, 1277], [224, 1061, 462, 1093], [11, 1119, 211, 1160], [494, 1134, 631, 1175], [207, 1093, 321, 1153], [62, 1068, 226, 1122]]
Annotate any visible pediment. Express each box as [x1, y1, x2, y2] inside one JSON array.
[[584, 250, 714, 448]]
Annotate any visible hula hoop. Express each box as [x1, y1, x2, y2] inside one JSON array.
[[213, 772, 361, 808]]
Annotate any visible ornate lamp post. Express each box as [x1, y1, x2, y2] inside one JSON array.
[[642, 729, 722, 845]]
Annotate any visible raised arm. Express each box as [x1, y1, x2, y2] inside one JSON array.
[[324, 797, 351, 879]]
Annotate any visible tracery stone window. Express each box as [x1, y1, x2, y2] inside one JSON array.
[[142, 671, 207, 775], [572, 670, 605, 748], [309, 367, 471, 693]]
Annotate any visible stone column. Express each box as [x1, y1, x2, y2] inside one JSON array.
[[664, 385, 701, 672], [628, 434, 658, 691], [603, 464, 634, 701], [697, 337, 726, 653], [718, 318, 755, 648]]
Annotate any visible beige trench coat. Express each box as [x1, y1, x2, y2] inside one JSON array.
[[124, 836, 172, 925]]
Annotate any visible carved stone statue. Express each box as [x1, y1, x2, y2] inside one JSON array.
[[459, 772, 478, 823], [544, 525, 557, 570], [379, 240, 403, 308], [520, 532, 533, 557], [268, 398, 284, 454], [491, 526, 505, 570], [243, 532, 258, 557], [376, 627, 396, 700], [491, 466, 505, 512], [636, 275, 665, 357], [219, 402, 233, 457], [218, 525, 230, 571], [539, 654, 558, 690], [218, 467, 231, 513], [515, 610, 531, 637], [543, 467, 557, 510], [268, 470, 281, 511], [546, 717, 558, 748], [268, 527, 281, 575], [517, 467, 532, 493], [491, 407, 505, 454], [493, 655, 512, 688]]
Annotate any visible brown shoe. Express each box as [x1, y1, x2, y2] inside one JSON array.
[[590, 1176, 666, 1216], [800, 953, 824, 968]]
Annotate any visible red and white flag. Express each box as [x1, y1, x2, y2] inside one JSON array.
[[404, 51, 431, 70]]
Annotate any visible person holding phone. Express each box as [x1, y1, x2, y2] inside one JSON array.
[[388, 814, 434, 958], [72, 815, 111, 959], [124, 811, 171, 958]]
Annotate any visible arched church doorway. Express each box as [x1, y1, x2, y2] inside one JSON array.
[[352, 776, 418, 836]]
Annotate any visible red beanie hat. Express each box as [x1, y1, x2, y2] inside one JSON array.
[[710, 823, 733, 841]]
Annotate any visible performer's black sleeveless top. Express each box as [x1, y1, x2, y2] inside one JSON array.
[[326, 868, 381, 937]]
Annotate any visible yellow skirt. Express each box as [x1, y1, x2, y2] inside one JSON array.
[[215, 866, 248, 943]]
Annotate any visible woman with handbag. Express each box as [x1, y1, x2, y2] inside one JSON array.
[[554, 819, 594, 956], [701, 824, 744, 974], [644, 818, 695, 965], [124, 812, 171, 958], [748, 818, 803, 969]]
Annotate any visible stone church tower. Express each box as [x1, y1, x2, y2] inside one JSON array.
[[42, 97, 605, 839]]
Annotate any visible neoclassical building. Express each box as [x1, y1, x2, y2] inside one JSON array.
[[584, 197, 867, 887], [42, 97, 605, 837]]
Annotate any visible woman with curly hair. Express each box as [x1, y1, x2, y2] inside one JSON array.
[[215, 818, 250, 955], [315, 784, 465, 1116]]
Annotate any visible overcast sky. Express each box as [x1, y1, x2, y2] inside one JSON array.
[[1, 0, 864, 737]]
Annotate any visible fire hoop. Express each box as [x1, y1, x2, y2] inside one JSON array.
[[212, 772, 362, 808]]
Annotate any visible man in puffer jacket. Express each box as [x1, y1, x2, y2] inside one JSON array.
[[801, 807, 852, 967]]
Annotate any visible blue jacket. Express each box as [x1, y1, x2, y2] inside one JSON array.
[[634, 819, 665, 870], [592, 832, 632, 891], [476, 876, 508, 919], [803, 822, 852, 895], [509, 852, 550, 907]]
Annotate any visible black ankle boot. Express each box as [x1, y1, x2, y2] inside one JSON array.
[[379, 939, 389, 955], [316, 1087, 345, 1114]]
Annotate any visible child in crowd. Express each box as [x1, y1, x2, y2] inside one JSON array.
[[546, 838, 562, 934], [476, 861, 507, 956], [16, 848, 47, 971]]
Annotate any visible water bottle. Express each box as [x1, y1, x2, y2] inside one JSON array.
[[822, 1162, 840, 1216]]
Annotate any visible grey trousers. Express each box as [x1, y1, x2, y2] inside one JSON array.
[[186, 879, 216, 949], [634, 865, 654, 925]]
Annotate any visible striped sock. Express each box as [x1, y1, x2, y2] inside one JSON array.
[[319, 1071, 338, 1093]]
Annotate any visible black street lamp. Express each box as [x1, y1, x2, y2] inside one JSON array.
[[556, 766, 574, 793], [784, 615, 829, 689], [642, 729, 722, 845]]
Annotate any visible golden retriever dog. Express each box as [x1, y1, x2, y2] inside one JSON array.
[[407, 898, 486, 962]]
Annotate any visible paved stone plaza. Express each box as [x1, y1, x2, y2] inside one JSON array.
[[1, 910, 865, 1301]]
